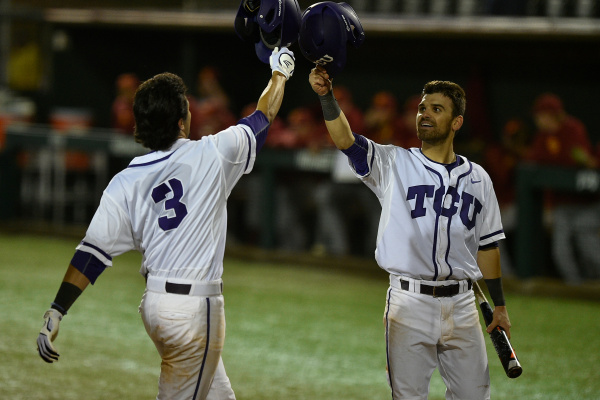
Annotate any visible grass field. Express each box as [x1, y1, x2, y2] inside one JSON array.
[[2, 233, 600, 399]]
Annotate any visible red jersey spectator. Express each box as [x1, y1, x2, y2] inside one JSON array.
[[363, 91, 401, 145], [111, 73, 139, 135], [526, 93, 596, 168], [188, 66, 236, 140], [485, 118, 531, 208]]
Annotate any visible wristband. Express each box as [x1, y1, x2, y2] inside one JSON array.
[[484, 277, 506, 307], [51, 282, 83, 315], [319, 90, 341, 121]]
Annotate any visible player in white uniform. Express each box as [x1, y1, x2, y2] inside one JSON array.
[[36, 47, 295, 400], [309, 66, 512, 399]]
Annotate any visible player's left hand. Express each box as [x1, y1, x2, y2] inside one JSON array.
[[487, 305, 511, 339], [270, 47, 295, 80], [37, 308, 63, 363], [309, 65, 332, 96]]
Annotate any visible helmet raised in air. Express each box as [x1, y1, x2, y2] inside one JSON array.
[[298, 2, 365, 77], [235, 0, 302, 64]]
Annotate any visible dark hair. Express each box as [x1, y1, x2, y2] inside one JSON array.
[[422, 81, 466, 118], [133, 72, 188, 151]]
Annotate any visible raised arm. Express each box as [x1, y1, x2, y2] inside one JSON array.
[[256, 47, 295, 124], [309, 66, 355, 150]]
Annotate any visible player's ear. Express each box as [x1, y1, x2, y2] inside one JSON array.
[[453, 115, 463, 132], [178, 118, 184, 130]]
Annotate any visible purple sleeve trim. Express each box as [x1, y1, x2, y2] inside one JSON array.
[[70, 250, 107, 285], [238, 110, 270, 154], [478, 241, 499, 251], [341, 133, 370, 176], [480, 230, 504, 241], [81, 241, 112, 260]]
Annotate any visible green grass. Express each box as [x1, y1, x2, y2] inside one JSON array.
[[2, 233, 600, 399]]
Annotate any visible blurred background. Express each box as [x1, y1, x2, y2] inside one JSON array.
[[1, 0, 600, 290]]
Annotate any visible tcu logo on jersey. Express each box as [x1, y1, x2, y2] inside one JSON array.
[[407, 185, 482, 229], [315, 54, 334, 65]]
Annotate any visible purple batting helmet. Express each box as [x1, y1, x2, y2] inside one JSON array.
[[235, 0, 302, 64], [298, 2, 365, 78]]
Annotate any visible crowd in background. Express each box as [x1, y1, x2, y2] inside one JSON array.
[[2, 57, 600, 284], [104, 67, 600, 284]]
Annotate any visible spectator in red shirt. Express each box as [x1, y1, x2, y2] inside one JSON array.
[[525, 93, 599, 285], [526, 93, 596, 168], [188, 66, 236, 140], [111, 73, 139, 135]]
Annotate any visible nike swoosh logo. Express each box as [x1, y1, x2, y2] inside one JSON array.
[[471, 178, 481, 184]]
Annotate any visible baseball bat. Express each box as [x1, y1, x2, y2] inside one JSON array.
[[473, 281, 522, 378]]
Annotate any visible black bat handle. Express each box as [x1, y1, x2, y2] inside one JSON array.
[[480, 300, 495, 327], [478, 300, 523, 378]]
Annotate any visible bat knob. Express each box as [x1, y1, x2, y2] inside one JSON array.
[[507, 360, 523, 378]]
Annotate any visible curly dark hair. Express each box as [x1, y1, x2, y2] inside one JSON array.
[[422, 81, 466, 119], [133, 72, 188, 151]]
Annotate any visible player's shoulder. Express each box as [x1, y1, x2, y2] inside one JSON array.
[[465, 158, 491, 179], [459, 156, 493, 187]]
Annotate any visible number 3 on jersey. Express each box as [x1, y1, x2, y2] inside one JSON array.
[[151, 178, 188, 231]]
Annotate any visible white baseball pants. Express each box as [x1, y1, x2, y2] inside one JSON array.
[[384, 277, 490, 400], [140, 278, 235, 400]]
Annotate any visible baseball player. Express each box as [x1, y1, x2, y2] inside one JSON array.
[[36, 47, 295, 400], [309, 66, 512, 399]]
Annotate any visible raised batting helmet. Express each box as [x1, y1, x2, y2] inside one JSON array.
[[234, 0, 302, 64], [298, 2, 365, 77]]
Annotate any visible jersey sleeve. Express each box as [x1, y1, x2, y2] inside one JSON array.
[[346, 135, 395, 199], [210, 120, 258, 195], [76, 190, 136, 266], [478, 170, 506, 246]]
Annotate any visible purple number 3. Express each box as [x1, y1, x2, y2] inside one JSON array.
[[151, 178, 188, 231]]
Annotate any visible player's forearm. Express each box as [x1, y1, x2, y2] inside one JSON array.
[[256, 72, 287, 124], [319, 91, 354, 149], [50, 265, 89, 315], [477, 247, 506, 307], [325, 113, 355, 150], [63, 264, 91, 290]]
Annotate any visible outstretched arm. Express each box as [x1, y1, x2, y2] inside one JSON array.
[[309, 66, 354, 150], [256, 47, 295, 124]]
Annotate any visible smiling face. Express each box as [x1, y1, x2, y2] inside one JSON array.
[[416, 93, 463, 145]]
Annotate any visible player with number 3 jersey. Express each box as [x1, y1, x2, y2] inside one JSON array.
[[36, 47, 295, 400], [310, 66, 512, 399]]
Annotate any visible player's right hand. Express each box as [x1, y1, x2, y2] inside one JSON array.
[[37, 308, 63, 363], [309, 65, 332, 96], [270, 47, 295, 80]]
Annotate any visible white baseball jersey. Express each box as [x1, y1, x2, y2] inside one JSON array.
[[350, 140, 505, 282], [76, 123, 257, 282]]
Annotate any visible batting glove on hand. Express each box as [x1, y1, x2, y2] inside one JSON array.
[[270, 47, 295, 80], [37, 308, 63, 363]]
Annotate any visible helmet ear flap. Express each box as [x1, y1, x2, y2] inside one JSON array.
[[234, 13, 260, 43], [260, 25, 282, 48]]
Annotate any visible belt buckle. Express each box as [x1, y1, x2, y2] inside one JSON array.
[[432, 285, 439, 298]]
